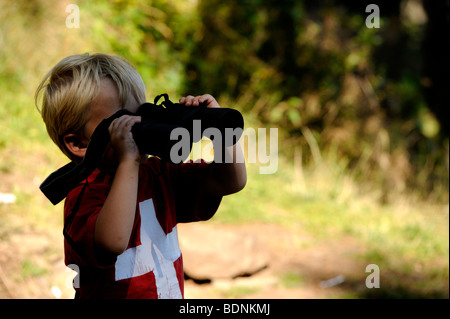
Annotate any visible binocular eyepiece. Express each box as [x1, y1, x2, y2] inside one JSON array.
[[39, 94, 244, 205]]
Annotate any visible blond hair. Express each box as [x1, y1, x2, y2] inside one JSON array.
[[35, 53, 146, 160]]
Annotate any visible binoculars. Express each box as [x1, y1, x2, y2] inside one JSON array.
[[132, 93, 244, 161], [40, 94, 244, 205]]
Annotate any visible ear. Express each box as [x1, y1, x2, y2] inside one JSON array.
[[64, 133, 88, 159]]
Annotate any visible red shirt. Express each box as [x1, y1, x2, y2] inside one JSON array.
[[63, 157, 222, 299]]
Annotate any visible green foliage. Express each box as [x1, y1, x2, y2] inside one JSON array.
[[181, 0, 448, 202]]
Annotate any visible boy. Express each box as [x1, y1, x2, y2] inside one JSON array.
[[35, 53, 246, 299]]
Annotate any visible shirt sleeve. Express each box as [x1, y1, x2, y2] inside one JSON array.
[[166, 160, 223, 223], [63, 177, 114, 268]]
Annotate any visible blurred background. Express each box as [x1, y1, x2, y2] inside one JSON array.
[[0, 0, 448, 299]]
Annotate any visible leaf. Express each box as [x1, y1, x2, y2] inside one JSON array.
[[287, 108, 302, 126]]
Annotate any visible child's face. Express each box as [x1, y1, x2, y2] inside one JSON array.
[[87, 77, 142, 169], [64, 77, 141, 163], [83, 77, 140, 141]]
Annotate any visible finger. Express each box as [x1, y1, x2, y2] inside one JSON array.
[[193, 96, 208, 106], [108, 118, 119, 134], [198, 94, 212, 104], [183, 95, 195, 106], [199, 94, 220, 108], [110, 116, 130, 132], [186, 95, 203, 107], [192, 97, 200, 106], [120, 116, 141, 132], [122, 115, 141, 124], [109, 116, 141, 133]]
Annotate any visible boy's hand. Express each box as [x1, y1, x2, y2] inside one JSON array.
[[108, 115, 142, 164], [179, 94, 220, 109]]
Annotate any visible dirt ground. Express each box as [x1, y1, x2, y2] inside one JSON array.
[[183, 223, 368, 299], [0, 220, 370, 299]]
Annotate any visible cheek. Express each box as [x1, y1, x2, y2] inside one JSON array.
[[83, 120, 102, 142], [124, 96, 141, 113]]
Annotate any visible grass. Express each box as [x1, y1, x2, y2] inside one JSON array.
[[278, 272, 306, 289], [217, 285, 261, 299], [19, 260, 48, 280], [1, 86, 448, 298]]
